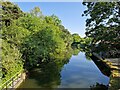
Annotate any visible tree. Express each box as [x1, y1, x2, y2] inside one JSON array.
[[51, 14, 61, 26], [82, 2, 120, 53], [1, 1, 75, 84], [16, 12, 71, 67], [59, 25, 73, 48], [1, 1, 23, 26], [1, 1, 75, 82], [30, 7, 43, 17], [1, 23, 30, 47], [1, 22, 30, 83], [2, 39, 23, 83], [72, 33, 81, 43]]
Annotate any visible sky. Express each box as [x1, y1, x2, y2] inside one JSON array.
[[13, 2, 88, 37]]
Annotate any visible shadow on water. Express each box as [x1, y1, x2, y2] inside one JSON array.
[[28, 61, 61, 88], [27, 57, 72, 88], [90, 54, 111, 77], [90, 82, 108, 90]]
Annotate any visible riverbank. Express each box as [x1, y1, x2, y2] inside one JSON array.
[[0, 70, 27, 90], [14, 72, 26, 89], [92, 53, 120, 90], [106, 58, 120, 90]]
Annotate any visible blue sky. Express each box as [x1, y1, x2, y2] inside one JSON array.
[[14, 2, 87, 37]]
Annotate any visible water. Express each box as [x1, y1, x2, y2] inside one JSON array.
[[18, 52, 109, 89]]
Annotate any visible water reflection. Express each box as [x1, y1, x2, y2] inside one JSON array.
[[90, 82, 108, 90], [90, 54, 111, 77], [18, 50, 73, 89], [28, 61, 61, 88], [18, 50, 109, 89], [72, 48, 80, 56], [59, 52, 109, 88]]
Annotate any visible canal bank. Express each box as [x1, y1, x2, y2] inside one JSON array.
[[91, 53, 120, 90]]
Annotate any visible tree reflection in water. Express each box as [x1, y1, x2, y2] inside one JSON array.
[[26, 50, 73, 88], [90, 82, 108, 90], [18, 48, 110, 89], [29, 61, 61, 88]]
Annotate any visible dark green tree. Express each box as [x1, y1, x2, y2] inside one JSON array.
[[1, 1, 23, 26], [82, 2, 120, 53]]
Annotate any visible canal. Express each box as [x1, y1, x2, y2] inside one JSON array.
[[18, 52, 110, 89]]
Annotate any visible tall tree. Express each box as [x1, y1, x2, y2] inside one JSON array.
[[82, 2, 120, 52]]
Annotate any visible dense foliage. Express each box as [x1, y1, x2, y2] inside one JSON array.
[[1, 1, 74, 83], [71, 33, 92, 50], [1, 39, 23, 82], [82, 2, 120, 57], [72, 33, 81, 43], [1, 1, 23, 26]]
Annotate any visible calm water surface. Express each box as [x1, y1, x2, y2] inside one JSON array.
[[18, 52, 109, 89]]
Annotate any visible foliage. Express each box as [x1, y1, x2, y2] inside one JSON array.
[[59, 25, 73, 48], [15, 13, 72, 67], [71, 33, 92, 51], [79, 37, 92, 50], [1, 39, 23, 83], [1, 1, 81, 84], [1, 2, 25, 82], [22, 23, 67, 67], [72, 33, 81, 43], [1, 23, 30, 48], [82, 2, 120, 53], [1, 1, 74, 73], [72, 48, 80, 56], [30, 7, 43, 17], [1, 1, 24, 26]]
